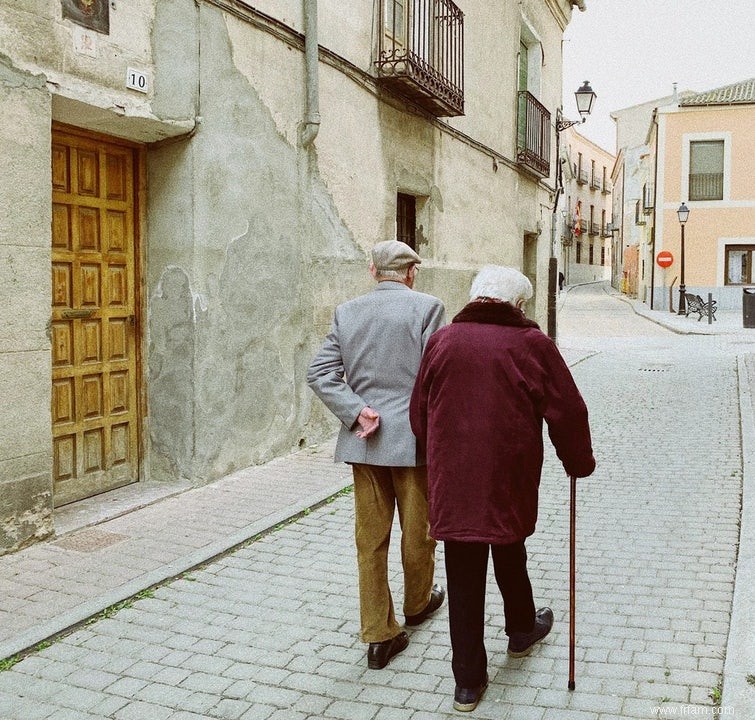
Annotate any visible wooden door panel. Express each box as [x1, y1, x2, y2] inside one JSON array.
[[51, 128, 139, 506]]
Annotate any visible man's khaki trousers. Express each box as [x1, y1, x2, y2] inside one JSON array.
[[352, 464, 437, 643]]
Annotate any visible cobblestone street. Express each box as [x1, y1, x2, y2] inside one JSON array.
[[0, 283, 751, 720]]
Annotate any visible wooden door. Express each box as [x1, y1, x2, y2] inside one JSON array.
[[50, 127, 140, 506]]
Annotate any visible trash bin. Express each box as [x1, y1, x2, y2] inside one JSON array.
[[744, 288, 755, 328]]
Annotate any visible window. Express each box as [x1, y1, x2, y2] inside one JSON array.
[[384, 0, 407, 46], [600, 245, 606, 266], [515, 27, 550, 177], [725, 246, 755, 285], [689, 140, 724, 201], [575, 241, 582, 264], [396, 193, 416, 249], [588, 242, 594, 265]]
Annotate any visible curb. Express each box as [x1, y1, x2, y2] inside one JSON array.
[[722, 356, 755, 717]]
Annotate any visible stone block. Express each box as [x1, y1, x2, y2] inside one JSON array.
[[0, 472, 53, 554]]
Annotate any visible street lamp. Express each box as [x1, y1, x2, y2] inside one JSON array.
[[676, 202, 689, 315], [549, 81, 597, 340]]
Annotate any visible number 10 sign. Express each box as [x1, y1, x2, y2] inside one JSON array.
[[126, 68, 148, 94]]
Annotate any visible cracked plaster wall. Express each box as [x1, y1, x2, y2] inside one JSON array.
[[0, 55, 53, 552], [147, 6, 362, 484]]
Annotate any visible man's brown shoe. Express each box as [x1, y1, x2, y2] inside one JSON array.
[[405, 585, 446, 626], [367, 631, 409, 669]]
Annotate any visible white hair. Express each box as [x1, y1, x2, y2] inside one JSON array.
[[375, 267, 410, 281], [469, 265, 533, 304]]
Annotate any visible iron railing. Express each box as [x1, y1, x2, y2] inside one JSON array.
[[376, 0, 464, 117], [516, 91, 550, 177], [602, 179, 612, 194], [589, 222, 600, 236], [689, 173, 723, 201], [577, 169, 588, 185]]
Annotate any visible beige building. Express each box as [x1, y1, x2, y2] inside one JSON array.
[[0, 0, 586, 553], [558, 128, 614, 285], [612, 80, 755, 310], [649, 79, 755, 312]]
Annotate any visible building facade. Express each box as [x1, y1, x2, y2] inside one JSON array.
[[612, 80, 755, 311], [0, 0, 585, 553], [558, 128, 614, 286], [649, 79, 755, 311]]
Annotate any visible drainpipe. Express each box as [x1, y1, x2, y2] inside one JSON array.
[[301, 0, 320, 147], [650, 112, 660, 309]]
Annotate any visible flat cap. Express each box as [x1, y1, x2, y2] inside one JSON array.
[[371, 240, 422, 271]]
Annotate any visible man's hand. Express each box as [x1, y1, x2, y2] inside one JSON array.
[[355, 406, 380, 439]]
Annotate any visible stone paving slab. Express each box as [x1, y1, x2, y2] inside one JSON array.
[[0, 441, 351, 662]]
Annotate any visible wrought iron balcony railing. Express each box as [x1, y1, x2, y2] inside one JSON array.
[[602, 179, 612, 194], [516, 91, 551, 177], [376, 0, 464, 117], [577, 169, 588, 185], [590, 175, 601, 190]]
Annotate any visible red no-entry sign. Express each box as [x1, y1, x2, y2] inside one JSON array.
[[656, 251, 674, 268]]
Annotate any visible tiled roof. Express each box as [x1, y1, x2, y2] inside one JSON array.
[[680, 78, 755, 106]]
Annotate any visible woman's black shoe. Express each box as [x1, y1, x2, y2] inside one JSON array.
[[453, 674, 488, 712], [507, 607, 554, 657]]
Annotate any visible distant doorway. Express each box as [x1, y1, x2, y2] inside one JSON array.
[[523, 232, 538, 319]]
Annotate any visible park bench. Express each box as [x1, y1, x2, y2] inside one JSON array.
[[684, 292, 717, 322]]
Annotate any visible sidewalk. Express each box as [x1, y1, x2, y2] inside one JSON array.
[[621, 297, 745, 336], [0, 441, 351, 663]]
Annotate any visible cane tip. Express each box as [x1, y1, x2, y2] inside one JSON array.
[[568, 681, 575, 691]]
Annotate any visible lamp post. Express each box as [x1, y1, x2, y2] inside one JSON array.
[[549, 81, 597, 340], [676, 202, 689, 315]]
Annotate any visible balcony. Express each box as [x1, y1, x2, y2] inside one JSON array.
[[577, 169, 588, 185], [602, 180, 612, 194], [376, 0, 465, 117], [635, 200, 646, 225], [643, 183, 654, 213], [516, 91, 551, 177], [589, 222, 600, 236], [590, 175, 601, 191]]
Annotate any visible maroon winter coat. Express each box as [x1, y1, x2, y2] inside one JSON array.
[[409, 301, 595, 545]]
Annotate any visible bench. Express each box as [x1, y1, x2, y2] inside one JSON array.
[[684, 293, 717, 321]]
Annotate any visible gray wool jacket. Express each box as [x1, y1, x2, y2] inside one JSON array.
[[307, 281, 445, 467]]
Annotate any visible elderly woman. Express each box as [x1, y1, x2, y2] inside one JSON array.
[[410, 265, 595, 712]]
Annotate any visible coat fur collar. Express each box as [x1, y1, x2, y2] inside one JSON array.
[[452, 300, 540, 329]]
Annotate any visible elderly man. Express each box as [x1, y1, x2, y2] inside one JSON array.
[[410, 265, 595, 711], [307, 240, 446, 669]]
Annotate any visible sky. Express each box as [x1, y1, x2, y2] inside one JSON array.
[[562, 0, 755, 154]]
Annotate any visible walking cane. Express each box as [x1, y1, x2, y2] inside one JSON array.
[[568, 474, 577, 691]]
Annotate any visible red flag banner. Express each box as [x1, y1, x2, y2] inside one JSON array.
[[573, 200, 582, 236]]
